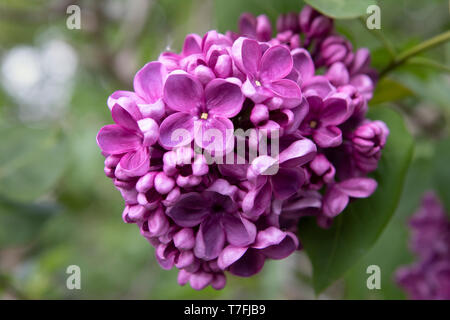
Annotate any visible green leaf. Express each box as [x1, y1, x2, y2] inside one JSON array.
[[0, 197, 59, 246], [432, 139, 450, 212], [371, 78, 415, 104], [0, 126, 67, 202], [304, 0, 377, 19], [344, 155, 432, 299], [298, 106, 414, 294]]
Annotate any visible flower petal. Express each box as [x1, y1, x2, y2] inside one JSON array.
[[291, 48, 315, 81], [231, 37, 261, 77], [166, 192, 209, 227], [96, 124, 141, 154], [302, 75, 334, 99], [321, 94, 351, 125], [182, 33, 202, 56], [205, 78, 244, 117], [163, 71, 203, 112], [337, 178, 377, 198], [279, 138, 317, 167], [313, 126, 342, 148], [260, 232, 299, 259], [159, 112, 194, 149], [322, 185, 349, 217], [218, 245, 248, 270], [194, 216, 226, 261], [222, 215, 256, 247], [268, 79, 302, 108], [228, 248, 265, 277], [271, 167, 305, 200], [260, 45, 293, 81], [133, 61, 166, 103], [111, 104, 139, 132], [116, 146, 150, 178]]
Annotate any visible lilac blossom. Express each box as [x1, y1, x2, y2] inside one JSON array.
[[96, 5, 387, 290], [396, 192, 450, 300]]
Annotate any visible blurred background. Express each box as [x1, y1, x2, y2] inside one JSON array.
[[0, 0, 449, 299]]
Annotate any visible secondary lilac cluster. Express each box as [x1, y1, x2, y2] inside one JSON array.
[[96, 6, 388, 290], [395, 192, 450, 300]]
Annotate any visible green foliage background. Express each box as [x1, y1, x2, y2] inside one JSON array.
[[0, 0, 449, 299]]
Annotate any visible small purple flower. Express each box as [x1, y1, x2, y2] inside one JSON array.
[[159, 71, 244, 152], [238, 13, 272, 42], [300, 91, 352, 148], [167, 179, 256, 261], [232, 37, 302, 108], [396, 192, 450, 300], [299, 5, 333, 43], [322, 177, 377, 218], [351, 120, 389, 173], [97, 105, 159, 179], [218, 226, 299, 277]]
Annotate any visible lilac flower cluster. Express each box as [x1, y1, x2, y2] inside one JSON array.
[[396, 192, 450, 300], [96, 6, 388, 290]]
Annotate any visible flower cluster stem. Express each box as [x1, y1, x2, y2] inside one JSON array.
[[379, 30, 450, 78]]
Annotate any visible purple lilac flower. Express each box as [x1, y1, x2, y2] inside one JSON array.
[[96, 5, 387, 290], [396, 192, 450, 300]]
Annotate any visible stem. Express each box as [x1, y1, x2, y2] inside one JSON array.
[[380, 30, 450, 78], [359, 17, 396, 58], [407, 57, 450, 74]]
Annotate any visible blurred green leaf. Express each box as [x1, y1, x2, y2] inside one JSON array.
[[371, 78, 415, 104], [344, 155, 432, 299], [0, 126, 67, 202], [304, 0, 377, 19], [432, 138, 450, 213], [299, 106, 414, 294], [0, 197, 59, 245]]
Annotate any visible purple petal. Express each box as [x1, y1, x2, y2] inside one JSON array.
[[111, 104, 139, 132], [302, 75, 334, 99], [228, 248, 265, 277], [133, 61, 166, 103], [173, 228, 195, 250], [163, 71, 203, 112], [231, 37, 261, 77], [326, 62, 349, 86], [182, 33, 202, 56], [256, 14, 272, 41], [222, 215, 256, 247], [321, 94, 351, 125], [137, 118, 159, 147], [291, 48, 315, 81], [116, 146, 149, 178], [166, 192, 209, 227], [193, 117, 234, 154], [242, 180, 272, 218], [239, 13, 257, 39], [271, 167, 305, 200], [260, 232, 299, 259], [337, 178, 377, 198], [159, 112, 194, 149], [322, 186, 349, 217], [268, 79, 302, 108], [96, 124, 141, 154], [194, 216, 226, 261], [260, 45, 293, 81], [189, 271, 213, 290], [279, 138, 317, 167], [107, 90, 143, 120], [218, 245, 248, 270], [313, 126, 342, 148], [205, 78, 244, 118]]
